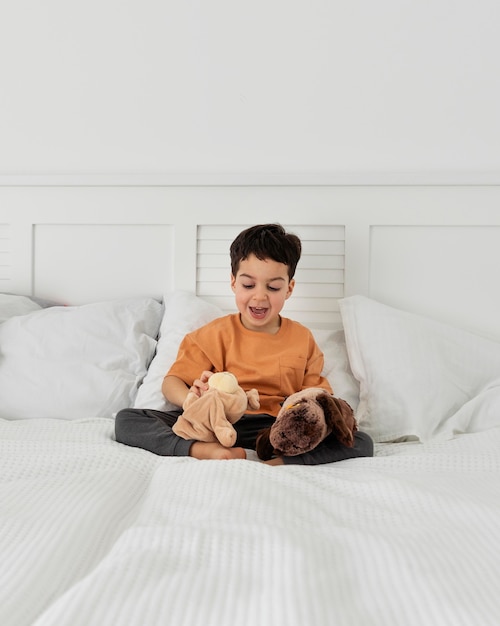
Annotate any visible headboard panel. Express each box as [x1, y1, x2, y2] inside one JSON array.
[[2, 184, 500, 339]]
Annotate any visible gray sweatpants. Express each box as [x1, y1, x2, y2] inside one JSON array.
[[114, 408, 374, 465]]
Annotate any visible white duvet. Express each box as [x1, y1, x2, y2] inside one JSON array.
[[1, 417, 500, 626]]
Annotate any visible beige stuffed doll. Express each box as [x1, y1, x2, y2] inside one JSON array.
[[172, 372, 260, 447]]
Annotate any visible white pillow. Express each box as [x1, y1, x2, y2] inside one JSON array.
[[0, 298, 163, 419], [0, 293, 41, 322], [312, 328, 360, 411], [134, 291, 224, 410], [134, 290, 360, 412], [340, 295, 500, 442]]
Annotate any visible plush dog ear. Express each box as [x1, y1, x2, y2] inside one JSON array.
[[255, 427, 275, 461], [316, 393, 357, 448]]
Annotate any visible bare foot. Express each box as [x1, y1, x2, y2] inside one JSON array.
[[189, 441, 247, 460], [263, 457, 285, 466]]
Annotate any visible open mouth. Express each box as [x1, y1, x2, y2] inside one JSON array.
[[249, 307, 268, 319]]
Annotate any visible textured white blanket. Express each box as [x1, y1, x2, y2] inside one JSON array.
[[1, 418, 499, 626]]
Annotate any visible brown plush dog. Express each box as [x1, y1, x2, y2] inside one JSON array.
[[173, 372, 260, 448], [256, 388, 357, 460]]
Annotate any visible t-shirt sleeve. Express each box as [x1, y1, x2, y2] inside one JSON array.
[[166, 333, 214, 385]]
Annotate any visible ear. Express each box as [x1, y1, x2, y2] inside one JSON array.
[[285, 278, 295, 300], [316, 393, 356, 447], [255, 428, 275, 461], [230, 273, 237, 293]]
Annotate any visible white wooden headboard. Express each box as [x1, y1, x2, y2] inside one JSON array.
[[2, 183, 500, 340]]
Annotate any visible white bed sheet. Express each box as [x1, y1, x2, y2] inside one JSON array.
[[1, 418, 499, 626]]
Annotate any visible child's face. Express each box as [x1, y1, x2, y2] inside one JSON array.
[[230, 253, 295, 333]]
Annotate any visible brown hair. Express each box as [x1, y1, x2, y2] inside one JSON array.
[[230, 223, 302, 280]]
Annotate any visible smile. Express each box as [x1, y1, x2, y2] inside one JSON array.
[[249, 307, 268, 319]]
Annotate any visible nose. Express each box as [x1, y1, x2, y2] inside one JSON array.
[[252, 285, 268, 302]]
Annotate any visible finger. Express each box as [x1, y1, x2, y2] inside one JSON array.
[[200, 371, 213, 383], [189, 384, 199, 396]]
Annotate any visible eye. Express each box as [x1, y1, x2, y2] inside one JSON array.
[[242, 284, 255, 290], [268, 286, 280, 292]]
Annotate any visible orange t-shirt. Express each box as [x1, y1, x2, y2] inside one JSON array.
[[166, 313, 332, 417]]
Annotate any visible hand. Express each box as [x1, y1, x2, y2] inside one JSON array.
[[189, 370, 213, 397]]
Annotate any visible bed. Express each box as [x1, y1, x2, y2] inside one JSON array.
[[1, 182, 500, 626]]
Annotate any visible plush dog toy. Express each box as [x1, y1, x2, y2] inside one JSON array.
[[256, 388, 357, 460], [173, 371, 260, 447]]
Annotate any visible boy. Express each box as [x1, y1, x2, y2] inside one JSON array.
[[115, 223, 373, 465]]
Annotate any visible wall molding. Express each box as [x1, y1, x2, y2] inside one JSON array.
[[1, 171, 500, 187]]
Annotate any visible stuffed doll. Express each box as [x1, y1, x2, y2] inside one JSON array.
[[173, 371, 260, 448], [256, 388, 357, 460]]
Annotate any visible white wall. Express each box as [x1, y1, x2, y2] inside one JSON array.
[[1, 0, 499, 177]]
